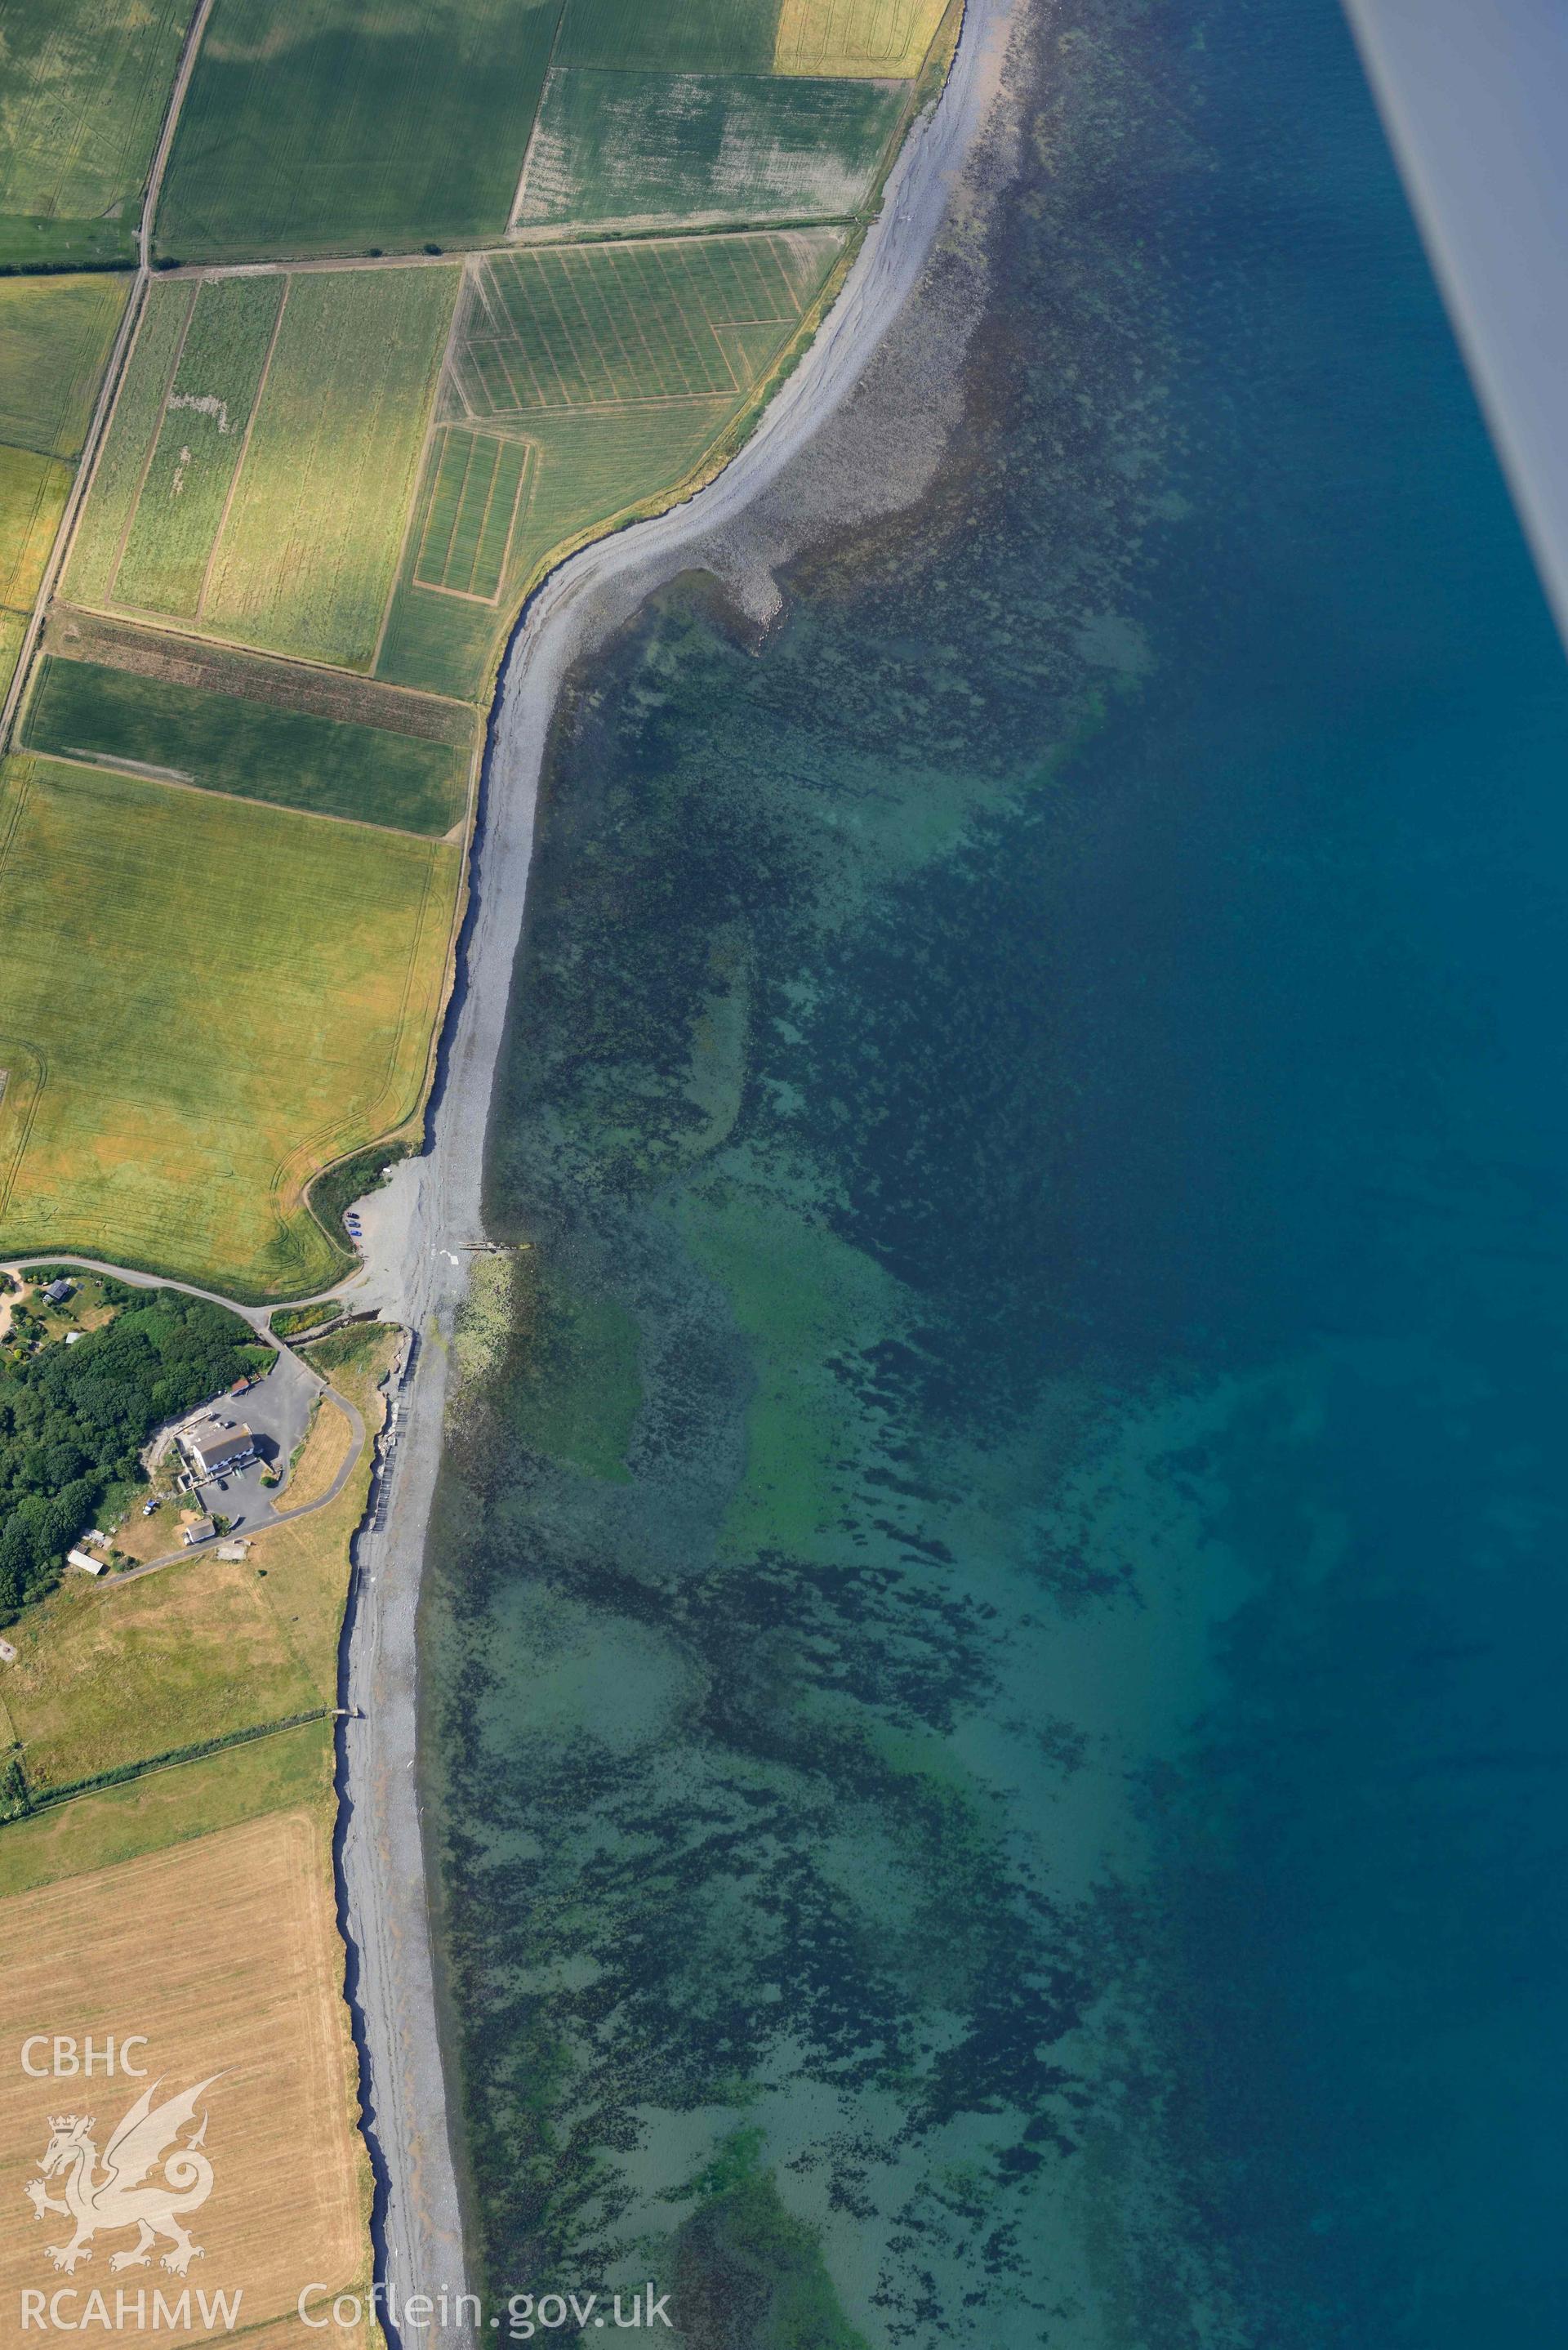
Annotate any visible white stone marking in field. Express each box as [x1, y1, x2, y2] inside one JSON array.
[[168, 392, 231, 432]]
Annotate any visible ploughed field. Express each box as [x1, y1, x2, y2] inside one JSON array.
[[0, 0, 951, 1289]]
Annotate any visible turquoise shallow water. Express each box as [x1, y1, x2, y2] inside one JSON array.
[[424, 0, 1568, 2340]]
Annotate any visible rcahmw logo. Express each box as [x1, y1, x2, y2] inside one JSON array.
[[17, 2064, 242, 2334]]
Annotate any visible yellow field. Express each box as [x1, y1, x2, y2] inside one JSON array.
[[281, 1394, 356, 1512], [0, 756, 459, 1298], [0, 444, 69, 613], [0, 1808, 371, 2334], [774, 0, 948, 74]]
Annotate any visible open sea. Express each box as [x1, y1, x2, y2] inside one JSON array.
[[423, 0, 1568, 2341]]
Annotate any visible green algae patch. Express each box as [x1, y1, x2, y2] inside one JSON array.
[[681, 1183, 903, 1558], [506, 1251, 643, 1484], [674, 2132, 873, 2350]]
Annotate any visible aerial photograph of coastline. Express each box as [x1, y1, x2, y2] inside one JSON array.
[[0, 2, 1563, 2345]]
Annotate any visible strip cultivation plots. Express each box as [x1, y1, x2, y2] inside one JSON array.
[[69, 264, 457, 671], [414, 426, 533, 600], [376, 230, 840, 698], [455, 232, 836, 414], [204, 267, 457, 664], [0, 0, 195, 267], [514, 69, 906, 230], [114, 272, 287, 618]]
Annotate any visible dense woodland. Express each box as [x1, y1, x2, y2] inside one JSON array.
[[0, 1286, 265, 1616]]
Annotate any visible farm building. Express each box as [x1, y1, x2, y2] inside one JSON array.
[[66, 1548, 105, 1575], [181, 1517, 216, 1548], [181, 1419, 256, 1478]]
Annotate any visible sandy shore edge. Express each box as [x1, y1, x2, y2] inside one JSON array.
[[336, 3, 1020, 2338]]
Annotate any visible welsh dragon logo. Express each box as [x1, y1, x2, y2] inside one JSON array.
[[24, 2076, 220, 2276]]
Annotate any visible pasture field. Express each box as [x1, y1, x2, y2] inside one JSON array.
[[157, 0, 560, 260], [0, 273, 129, 462], [42, 604, 478, 739], [774, 0, 950, 75], [0, 1559, 321, 1798], [514, 67, 906, 230], [0, 0, 194, 267], [0, 446, 70, 615], [23, 657, 472, 834], [0, 1716, 332, 1897], [114, 272, 287, 619], [556, 0, 777, 73], [0, 756, 460, 1297], [70, 265, 457, 669], [377, 231, 840, 697], [0, 1808, 371, 2331]]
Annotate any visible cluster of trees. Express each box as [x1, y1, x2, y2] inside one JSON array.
[[0, 1290, 266, 1618]]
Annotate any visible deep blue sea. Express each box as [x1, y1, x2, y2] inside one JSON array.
[[426, 0, 1568, 2340]]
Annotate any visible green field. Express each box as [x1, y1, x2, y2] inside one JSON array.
[[114, 272, 287, 618], [0, 273, 129, 462], [0, 753, 460, 1295], [555, 0, 777, 73], [0, 1719, 333, 1897], [515, 69, 905, 229], [69, 264, 457, 669], [156, 0, 561, 261], [22, 657, 471, 833], [0, 0, 194, 267], [0, 446, 69, 615]]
